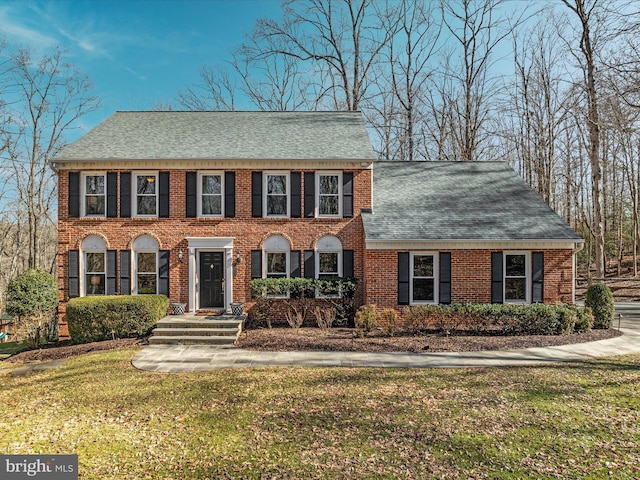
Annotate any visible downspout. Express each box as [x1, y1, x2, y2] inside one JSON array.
[[573, 242, 585, 304]]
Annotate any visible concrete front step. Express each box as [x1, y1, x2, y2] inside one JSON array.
[[149, 335, 238, 345], [153, 327, 239, 337]]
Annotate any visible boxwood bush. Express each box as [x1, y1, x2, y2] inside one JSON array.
[[402, 303, 590, 336], [66, 295, 169, 344], [584, 283, 615, 329]]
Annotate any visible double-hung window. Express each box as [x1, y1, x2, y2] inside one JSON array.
[[317, 173, 341, 217], [133, 235, 159, 295], [504, 253, 529, 303], [263, 235, 290, 297], [82, 235, 107, 296], [411, 253, 438, 304], [134, 173, 158, 217], [82, 173, 106, 217], [199, 173, 223, 217], [265, 172, 289, 217], [315, 235, 342, 297]]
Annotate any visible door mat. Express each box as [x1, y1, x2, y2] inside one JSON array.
[[195, 310, 225, 316]]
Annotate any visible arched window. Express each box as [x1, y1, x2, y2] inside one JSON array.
[[263, 235, 290, 280], [133, 235, 159, 294], [315, 235, 342, 297], [82, 235, 107, 296]]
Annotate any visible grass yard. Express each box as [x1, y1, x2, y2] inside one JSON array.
[[1, 348, 639, 479]]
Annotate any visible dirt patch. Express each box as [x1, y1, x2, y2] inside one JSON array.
[[4, 338, 146, 363], [237, 327, 622, 353]]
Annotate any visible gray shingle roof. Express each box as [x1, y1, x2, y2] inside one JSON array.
[[362, 161, 582, 242], [54, 111, 376, 162]]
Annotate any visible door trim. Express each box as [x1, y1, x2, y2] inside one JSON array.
[[187, 237, 234, 313]]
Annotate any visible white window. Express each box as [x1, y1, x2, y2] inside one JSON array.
[[410, 252, 438, 304], [504, 252, 530, 303], [316, 235, 342, 297], [133, 235, 159, 295], [82, 173, 106, 217], [134, 172, 158, 217], [264, 172, 289, 217], [199, 172, 223, 217], [82, 235, 107, 296], [316, 172, 342, 217], [263, 235, 290, 297]]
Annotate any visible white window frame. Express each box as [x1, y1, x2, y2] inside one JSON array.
[[316, 171, 342, 218], [503, 251, 531, 304], [263, 171, 290, 218], [81, 235, 107, 297], [315, 235, 343, 298], [198, 171, 224, 218], [410, 252, 439, 305], [133, 235, 159, 295], [81, 172, 106, 218], [263, 235, 290, 298], [133, 171, 159, 218]]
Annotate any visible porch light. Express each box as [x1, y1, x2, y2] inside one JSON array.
[[146, 176, 155, 183], [236, 251, 242, 264], [178, 250, 184, 263]]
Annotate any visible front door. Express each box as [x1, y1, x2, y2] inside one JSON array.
[[199, 252, 224, 308]]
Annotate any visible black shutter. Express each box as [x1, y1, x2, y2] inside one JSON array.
[[158, 250, 170, 296], [107, 172, 118, 218], [532, 252, 544, 303], [120, 251, 131, 295], [304, 250, 315, 278], [398, 252, 410, 305], [159, 172, 170, 218], [491, 252, 503, 304], [186, 172, 197, 218], [225, 171, 236, 218], [343, 172, 354, 218], [439, 252, 452, 304], [304, 172, 315, 217], [68, 172, 80, 218], [291, 172, 301, 218], [106, 250, 117, 295], [290, 250, 301, 278], [120, 172, 131, 218], [343, 250, 354, 278], [68, 250, 79, 298], [252, 172, 262, 217], [251, 250, 262, 279]]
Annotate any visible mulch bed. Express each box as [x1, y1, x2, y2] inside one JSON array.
[[3, 338, 146, 363], [237, 327, 623, 353]]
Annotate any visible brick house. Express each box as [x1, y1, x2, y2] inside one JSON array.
[[53, 111, 583, 336]]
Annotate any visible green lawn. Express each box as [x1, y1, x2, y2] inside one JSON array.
[[1, 348, 639, 479], [0, 340, 27, 358]]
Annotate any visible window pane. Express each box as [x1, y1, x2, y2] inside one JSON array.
[[86, 274, 105, 295], [413, 278, 434, 301], [137, 176, 156, 194], [138, 252, 156, 273], [413, 255, 434, 277], [85, 196, 105, 215], [319, 196, 339, 215], [202, 196, 222, 215], [85, 176, 104, 195], [267, 175, 287, 195], [137, 196, 156, 215], [86, 252, 105, 273], [505, 278, 527, 301], [506, 255, 526, 277], [319, 252, 338, 274], [267, 252, 287, 275], [202, 175, 221, 195], [319, 175, 339, 195], [267, 195, 287, 215], [137, 274, 157, 294]]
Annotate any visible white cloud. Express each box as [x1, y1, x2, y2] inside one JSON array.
[[0, 6, 57, 49]]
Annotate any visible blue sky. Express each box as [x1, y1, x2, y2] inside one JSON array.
[[0, 0, 282, 136]]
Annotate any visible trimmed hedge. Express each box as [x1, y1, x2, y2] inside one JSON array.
[[66, 295, 169, 344], [584, 283, 615, 329], [402, 303, 592, 336]]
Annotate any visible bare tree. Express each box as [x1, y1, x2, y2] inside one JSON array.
[[176, 64, 237, 110]]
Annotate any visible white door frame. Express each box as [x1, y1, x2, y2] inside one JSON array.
[[186, 237, 234, 313]]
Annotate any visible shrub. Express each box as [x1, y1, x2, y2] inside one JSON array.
[[6, 269, 58, 348], [66, 295, 168, 344], [378, 308, 400, 336], [574, 306, 594, 332], [355, 304, 379, 337], [584, 283, 615, 329], [313, 305, 337, 330]]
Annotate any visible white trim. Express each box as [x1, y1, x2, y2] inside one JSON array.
[[132, 171, 159, 218], [366, 240, 582, 250], [80, 235, 107, 297], [55, 159, 375, 170], [263, 171, 290, 218], [316, 171, 342, 218], [80, 172, 106, 218], [133, 250, 158, 295], [409, 252, 439, 305], [503, 251, 531, 304], [198, 171, 224, 218], [186, 237, 235, 313]]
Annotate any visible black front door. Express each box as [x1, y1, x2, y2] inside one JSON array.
[[199, 252, 224, 308]]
